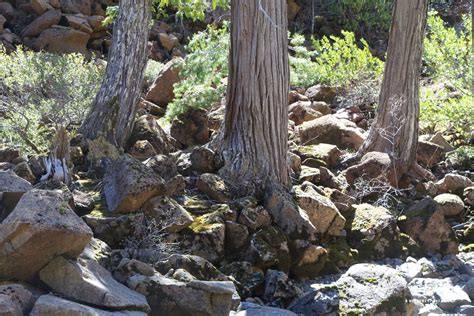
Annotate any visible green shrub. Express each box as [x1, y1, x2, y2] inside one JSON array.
[[324, 0, 393, 36], [423, 12, 472, 93], [0, 48, 104, 154], [166, 23, 229, 119], [420, 12, 472, 143], [289, 31, 384, 88]]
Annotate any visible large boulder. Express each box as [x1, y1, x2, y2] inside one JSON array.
[[39, 256, 150, 312], [0, 170, 32, 219], [344, 151, 397, 186], [0, 190, 92, 280], [145, 57, 182, 108], [103, 155, 165, 213], [127, 115, 174, 155], [30, 295, 147, 316], [35, 25, 90, 55], [264, 187, 318, 240], [295, 185, 345, 236], [290, 264, 411, 315], [434, 193, 465, 216], [297, 115, 364, 150], [398, 198, 459, 255], [346, 204, 403, 260], [128, 274, 234, 316], [170, 108, 210, 148], [22, 10, 61, 37], [296, 143, 342, 168]]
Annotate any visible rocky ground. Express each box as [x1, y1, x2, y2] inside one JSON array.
[[0, 57, 473, 315]]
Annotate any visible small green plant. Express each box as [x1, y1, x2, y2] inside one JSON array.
[[289, 31, 384, 88], [0, 48, 104, 154], [166, 23, 229, 119]]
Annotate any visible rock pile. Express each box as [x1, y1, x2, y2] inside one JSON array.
[[0, 80, 472, 315]]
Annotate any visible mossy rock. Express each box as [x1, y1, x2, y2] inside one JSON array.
[[322, 238, 359, 274]]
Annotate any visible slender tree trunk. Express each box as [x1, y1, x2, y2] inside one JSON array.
[[358, 0, 428, 176], [219, 0, 290, 195], [81, 0, 151, 148]]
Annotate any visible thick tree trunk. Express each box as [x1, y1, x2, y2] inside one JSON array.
[[358, 0, 428, 175], [219, 0, 290, 195], [81, 0, 151, 148]]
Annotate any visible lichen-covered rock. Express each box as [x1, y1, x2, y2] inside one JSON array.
[[190, 147, 224, 173], [295, 185, 345, 237], [264, 187, 317, 241], [297, 115, 364, 150], [196, 173, 230, 203], [171, 108, 210, 148], [128, 140, 157, 161], [127, 115, 174, 155], [30, 295, 147, 316], [128, 274, 234, 316], [39, 256, 150, 312], [290, 263, 411, 315], [263, 270, 301, 306], [225, 221, 249, 251], [103, 154, 165, 213], [296, 143, 342, 168], [305, 85, 336, 103], [290, 243, 328, 280], [0, 190, 92, 281], [434, 193, 465, 216], [238, 205, 272, 231], [0, 293, 22, 316], [288, 101, 323, 125], [144, 154, 178, 180], [299, 166, 320, 184], [142, 196, 193, 233], [398, 198, 459, 255], [346, 204, 403, 260], [245, 226, 291, 272]]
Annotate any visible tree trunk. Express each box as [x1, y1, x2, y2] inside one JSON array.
[[357, 0, 428, 176], [81, 0, 151, 148], [219, 0, 289, 195]]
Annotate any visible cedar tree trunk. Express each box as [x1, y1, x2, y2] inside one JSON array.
[[219, 0, 290, 195], [81, 0, 151, 148], [358, 0, 428, 176]]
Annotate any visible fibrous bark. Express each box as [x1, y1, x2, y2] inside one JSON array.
[[358, 0, 428, 176], [81, 0, 151, 148], [219, 0, 290, 195]]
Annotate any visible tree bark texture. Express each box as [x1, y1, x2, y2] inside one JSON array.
[[358, 0, 428, 173], [81, 0, 151, 148], [220, 0, 290, 194]]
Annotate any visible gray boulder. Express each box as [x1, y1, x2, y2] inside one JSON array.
[[0, 170, 32, 218], [0, 190, 92, 281], [30, 295, 147, 316], [39, 256, 150, 312], [128, 274, 234, 316], [103, 155, 165, 213]]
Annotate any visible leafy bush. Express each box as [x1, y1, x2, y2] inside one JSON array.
[[0, 48, 104, 154], [420, 12, 472, 143], [166, 23, 229, 119], [289, 31, 384, 88], [324, 0, 393, 37], [423, 12, 472, 93]]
